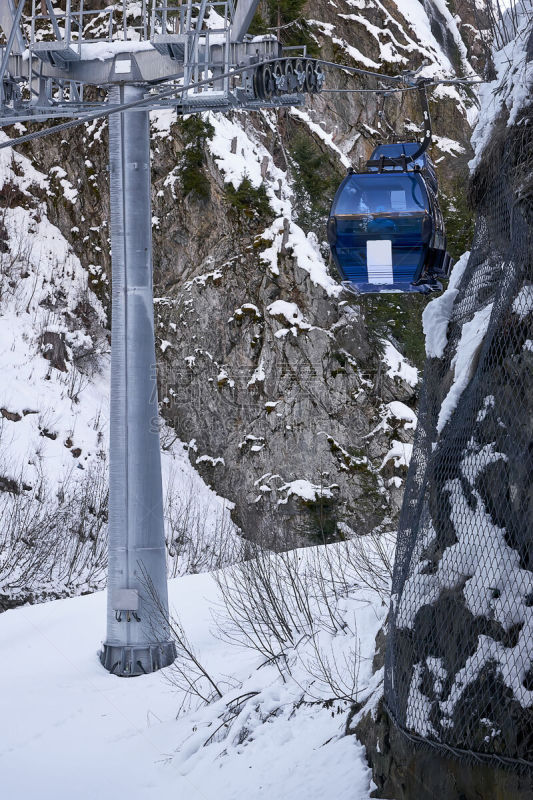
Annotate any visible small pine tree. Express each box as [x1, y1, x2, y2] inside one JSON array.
[[176, 116, 215, 200], [289, 133, 342, 231], [225, 176, 272, 221]]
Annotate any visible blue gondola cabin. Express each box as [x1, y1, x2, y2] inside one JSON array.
[[327, 143, 452, 294]]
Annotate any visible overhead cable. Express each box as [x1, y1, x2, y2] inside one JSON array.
[[0, 58, 480, 152]]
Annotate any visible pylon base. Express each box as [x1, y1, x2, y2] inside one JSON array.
[[100, 640, 176, 677]]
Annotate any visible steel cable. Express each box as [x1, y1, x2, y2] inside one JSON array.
[[0, 56, 479, 151]]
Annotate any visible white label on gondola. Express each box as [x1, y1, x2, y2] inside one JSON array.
[[367, 240, 393, 284], [115, 59, 132, 74]]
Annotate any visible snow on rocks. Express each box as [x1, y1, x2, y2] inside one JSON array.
[[286, 226, 341, 295], [380, 439, 413, 471], [260, 217, 341, 296], [386, 401, 417, 430], [207, 110, 291, 222], [196, 454, 225, 467], [308, 18, 380, 68], [398, 459, 533, 720], [437, 301, 493, 433], [431, 135, 466, 156], [406, 662, 439, 737], [49, 166, 79, 203], [229, 302, 261, 323], [289, 107, 351, 168], [238, 433, 265, 451], [336, 11, 408, 64], [184, 265, 224, 289], [512, 284, 533, 320], [422, 251, 470, 358], [381, 339, 419, 387], [0, 182, 107, 487], [150, 108, 177, 138], [277, 478, 336, 503], [267, 299, 312, 336], [0, 131, 50, 194], [390, 0, 471, 78], [247, 358, 266, 387], [470, 19, 533, 170], [204, 113, 341, 297]]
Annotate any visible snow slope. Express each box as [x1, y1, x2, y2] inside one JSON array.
[[0, 543, 388, 800]]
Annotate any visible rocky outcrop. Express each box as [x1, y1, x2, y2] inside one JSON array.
[[359, 18, 533, 798], [156, 221, 418, 541], [354, 698, 533, 800]]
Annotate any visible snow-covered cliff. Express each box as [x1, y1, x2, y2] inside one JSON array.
[[383, 5, 533, 779]]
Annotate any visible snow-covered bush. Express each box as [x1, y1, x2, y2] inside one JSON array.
[[151, 532, 393, 716], [165, 481, 243, 577], [0, 456, 108, 607]]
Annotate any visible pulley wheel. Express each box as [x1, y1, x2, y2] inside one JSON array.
[[284, 60, 295, 92], [273, 61, 285, 96], [304, 60, 315, 93], [256, 64, 274, 101], [313, 63, 324, 93], [294, 59, 305, 91]]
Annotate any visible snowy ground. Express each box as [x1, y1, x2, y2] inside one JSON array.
[[0, 543, 388, 800]]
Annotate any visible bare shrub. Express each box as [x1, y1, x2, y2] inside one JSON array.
[[0, 202, 32, 308], [335, 528, 395, 602], [139, 531, 392, 755], [212, 531, 393, 698], [214, 546, 315, 673], [482, 0, 532, 48], [164, 613, 225, 714], [301, 620, 362, 703], [164, 477, 242, 576], [140, 563, 232, 717], [0, 456, 108, 607]]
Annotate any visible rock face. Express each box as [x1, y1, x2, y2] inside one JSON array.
[[1, 0, 482, 566], [156, 223, 418, 543], [354, 698, 533, 800], [356, 18, 533, 797]]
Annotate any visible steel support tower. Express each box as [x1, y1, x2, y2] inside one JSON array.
[[0, 0, 324, 676], [102, 84, 175, 675]]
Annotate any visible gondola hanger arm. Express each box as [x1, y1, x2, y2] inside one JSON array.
[[365, 80, 432, 170]]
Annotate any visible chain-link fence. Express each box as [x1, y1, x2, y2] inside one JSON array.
[[384, 94, 533, 769]]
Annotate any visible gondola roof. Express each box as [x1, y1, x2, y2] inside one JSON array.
[[330, 171, 429, 217]]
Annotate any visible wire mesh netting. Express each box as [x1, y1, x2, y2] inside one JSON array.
[[384, 98, 533, 768]]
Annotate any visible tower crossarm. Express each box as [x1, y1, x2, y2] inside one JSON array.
[[0, 3, 326, 130]]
